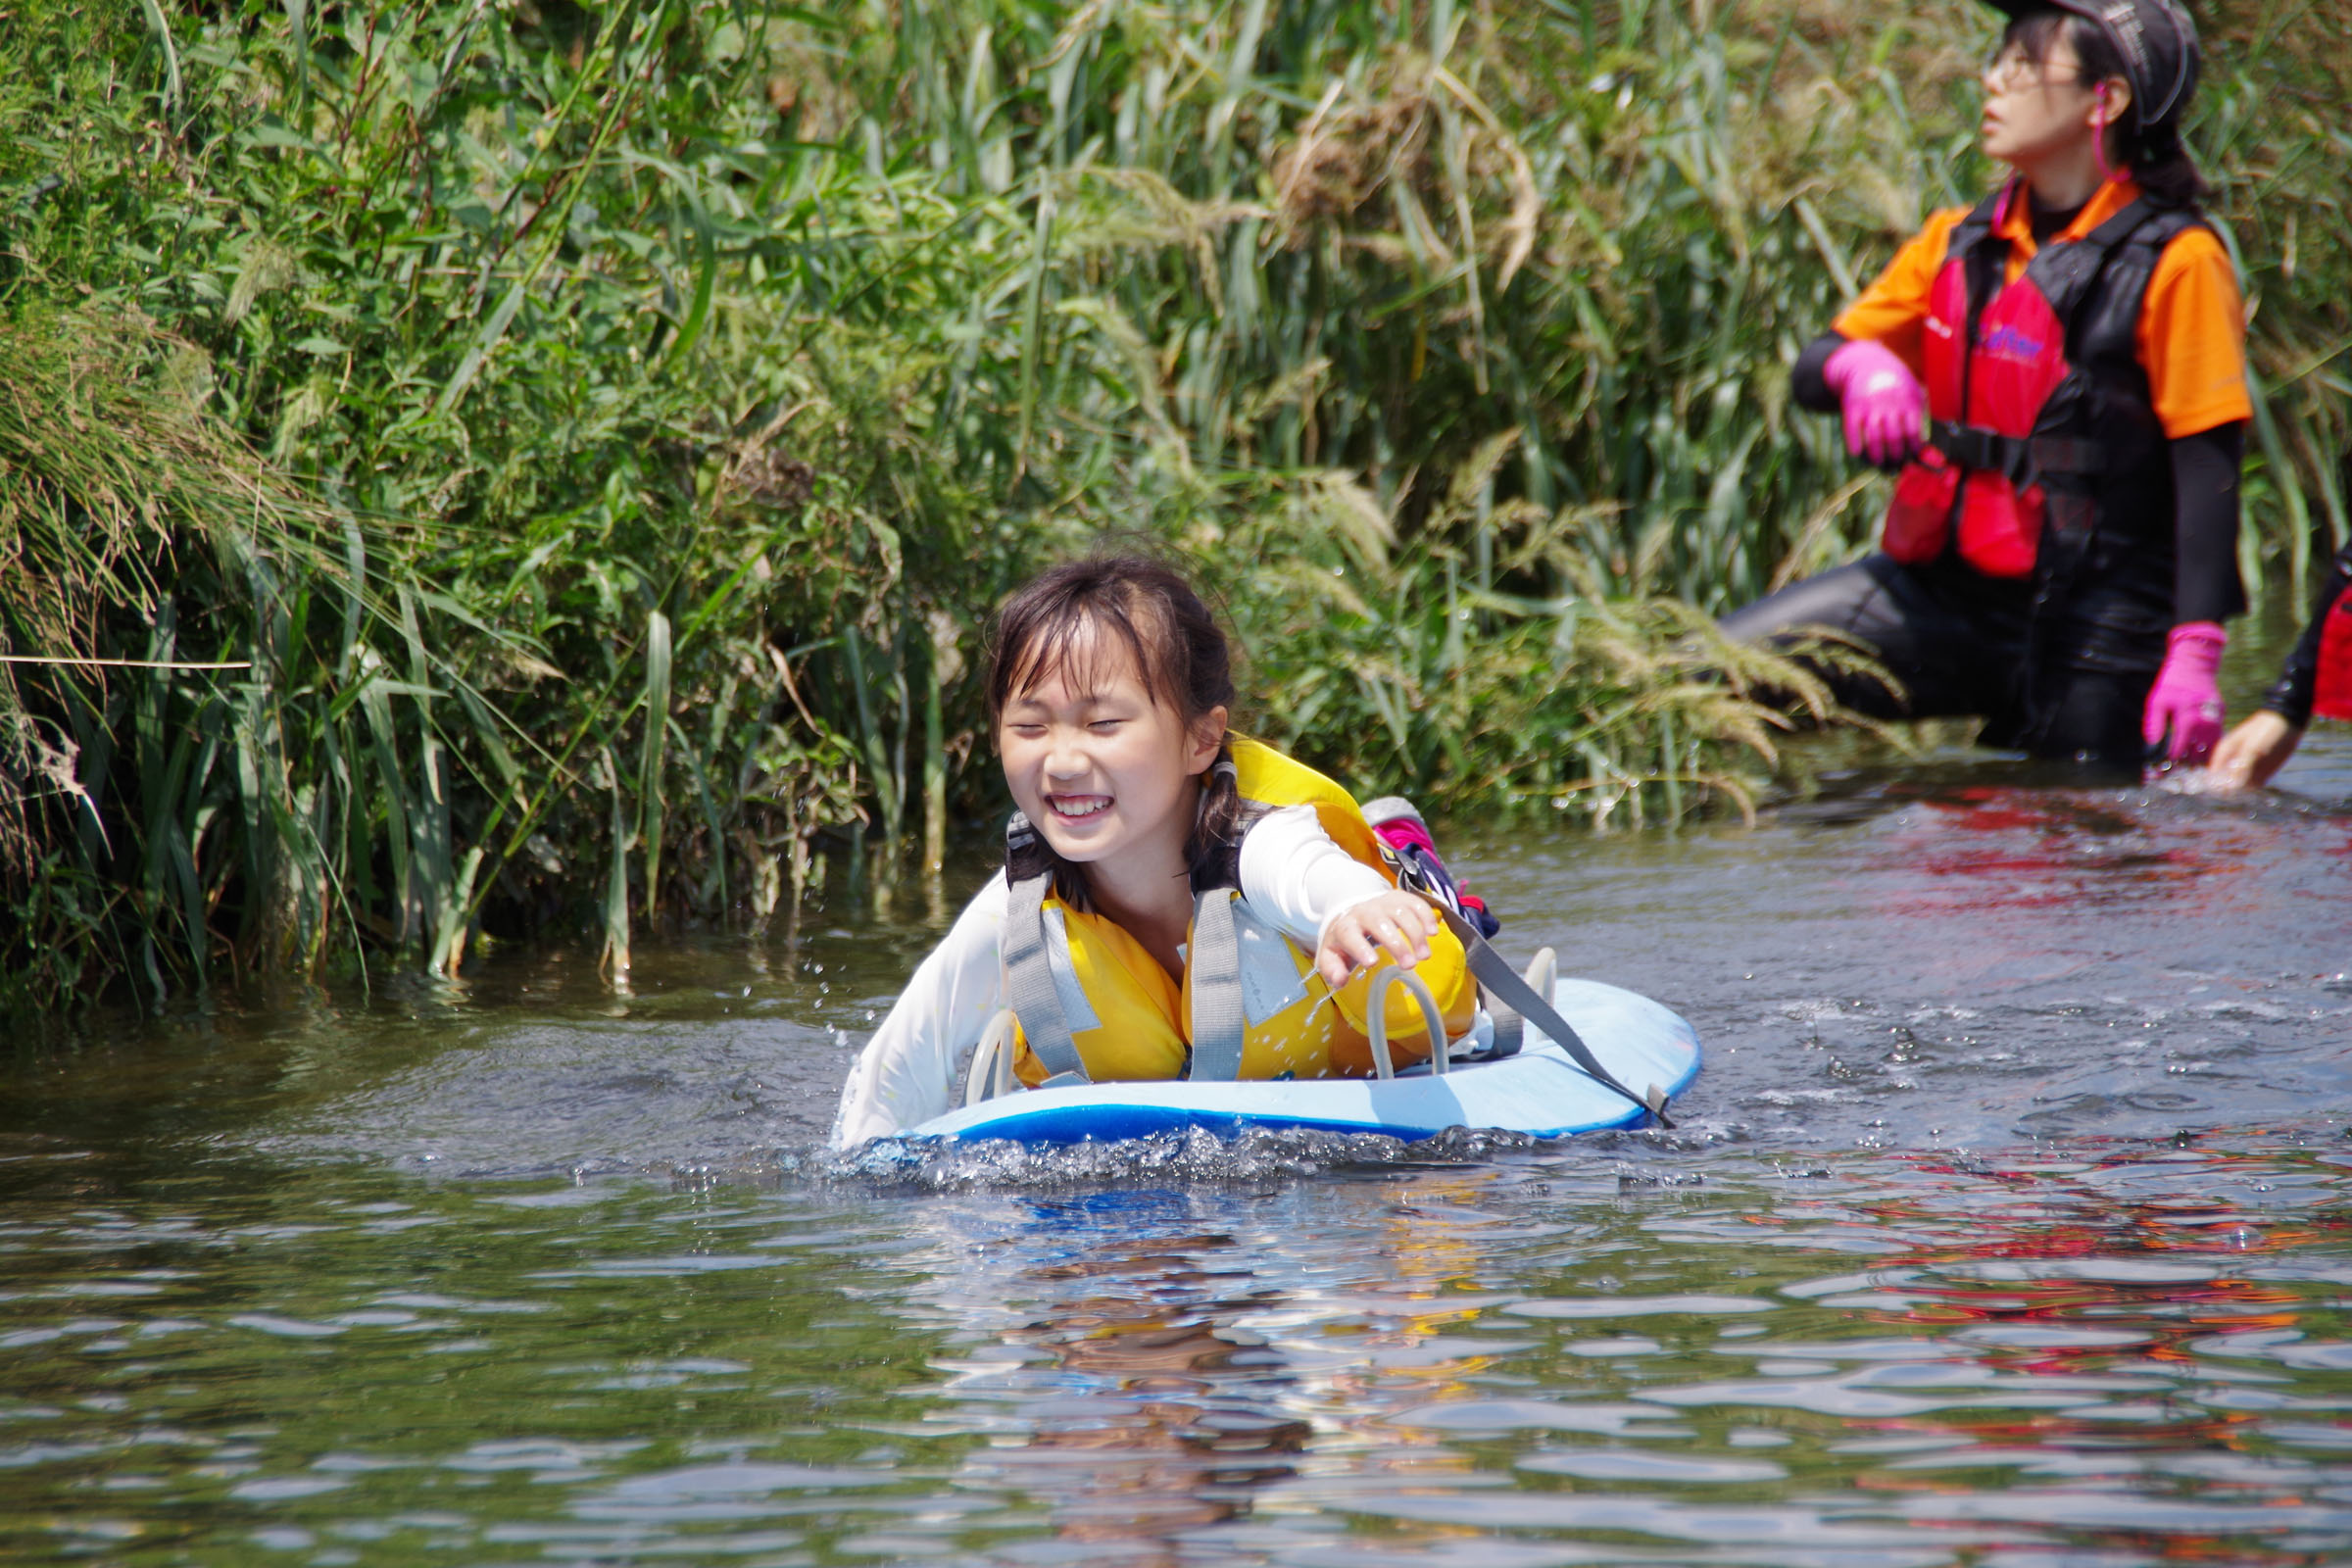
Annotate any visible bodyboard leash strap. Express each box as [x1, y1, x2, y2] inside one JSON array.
[[1434, 905, 1674, 1129]]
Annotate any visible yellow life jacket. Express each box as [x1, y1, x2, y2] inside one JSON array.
[[1004, 737, 1477, 1087]]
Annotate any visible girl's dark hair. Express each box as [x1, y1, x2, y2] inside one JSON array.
[[984, 555, 1244, 906], [2004, 9, 2208, 207]]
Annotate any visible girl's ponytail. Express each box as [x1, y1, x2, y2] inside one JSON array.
[[1187, 746, 1248, 893], [2130, 122, 2210, 208]]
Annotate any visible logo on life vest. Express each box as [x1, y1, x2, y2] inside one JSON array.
[[1980, 322, 2047, 361], [1925, 314, 1954, 340]]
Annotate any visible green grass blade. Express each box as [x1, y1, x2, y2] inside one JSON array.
[[638, 609, 670, 922], [599, 744, 631, 984]]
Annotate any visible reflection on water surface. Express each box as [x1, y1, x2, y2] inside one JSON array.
[[4, 724, 2350, 1565], [8, 1147, 2352, 1565]]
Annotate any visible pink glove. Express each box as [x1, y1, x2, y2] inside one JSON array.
[[2142, 621, 2228, 763], [1823, 338, 1926, 467]]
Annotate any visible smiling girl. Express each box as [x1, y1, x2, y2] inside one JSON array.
[[1719, 0, 2248, 771], [831, 557, 1481, 1148]]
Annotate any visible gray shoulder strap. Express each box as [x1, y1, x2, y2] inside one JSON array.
[[1000, 868, 1090, 1086], [1184, 888, 1249, 1081]]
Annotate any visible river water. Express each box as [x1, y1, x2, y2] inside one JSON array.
[[5, 682, 2351, 1565]]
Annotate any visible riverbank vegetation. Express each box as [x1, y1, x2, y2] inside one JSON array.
[[2, 0, 2345, 1008]]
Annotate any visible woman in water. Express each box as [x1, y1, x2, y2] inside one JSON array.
[[831, 556, 1480, 1148], [2211, 452, 2352, 791], [1719, 0, 2249, 771]]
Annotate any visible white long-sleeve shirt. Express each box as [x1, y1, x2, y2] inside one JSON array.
[[828, 806, 1392, 1147]]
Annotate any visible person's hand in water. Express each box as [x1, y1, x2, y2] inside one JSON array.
[[2210, 709, 2303, 792], [2143, 621, 2229, 764], [1823, 338, 1926, 467], [1316, 891, 1439, 990]]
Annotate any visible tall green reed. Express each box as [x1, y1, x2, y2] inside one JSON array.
[[1, 0, 2342, 1012]]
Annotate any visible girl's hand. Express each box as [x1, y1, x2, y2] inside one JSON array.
[[1316, 891, 1440, 990], [2210, 709, 2303, 793]]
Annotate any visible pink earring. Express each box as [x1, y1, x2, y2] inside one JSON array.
[[2092, 83, 2116, 180]]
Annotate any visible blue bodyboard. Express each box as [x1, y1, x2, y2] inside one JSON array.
[[905, 978, 1699, 1147]]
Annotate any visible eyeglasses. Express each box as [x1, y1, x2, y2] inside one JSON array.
[[1983, 50, 2083, 92]]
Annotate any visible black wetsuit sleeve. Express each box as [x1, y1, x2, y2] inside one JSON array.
[[2261, 539, 2352, 727], [2172, 422, 2247, 624], [1792, 330, 1845, 415]]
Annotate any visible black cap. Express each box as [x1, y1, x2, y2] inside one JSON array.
[[1982, 0, 2201, 132]]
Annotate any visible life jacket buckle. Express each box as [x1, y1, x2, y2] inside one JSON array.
[[1936, 420, 2077, 499]]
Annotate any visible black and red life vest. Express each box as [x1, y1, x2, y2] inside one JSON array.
[[2313, 584, 2352, 723], [1881, 185, 2204, 591]]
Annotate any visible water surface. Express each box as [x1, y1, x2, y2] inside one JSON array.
[[5, 711, 2349, 1567]]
